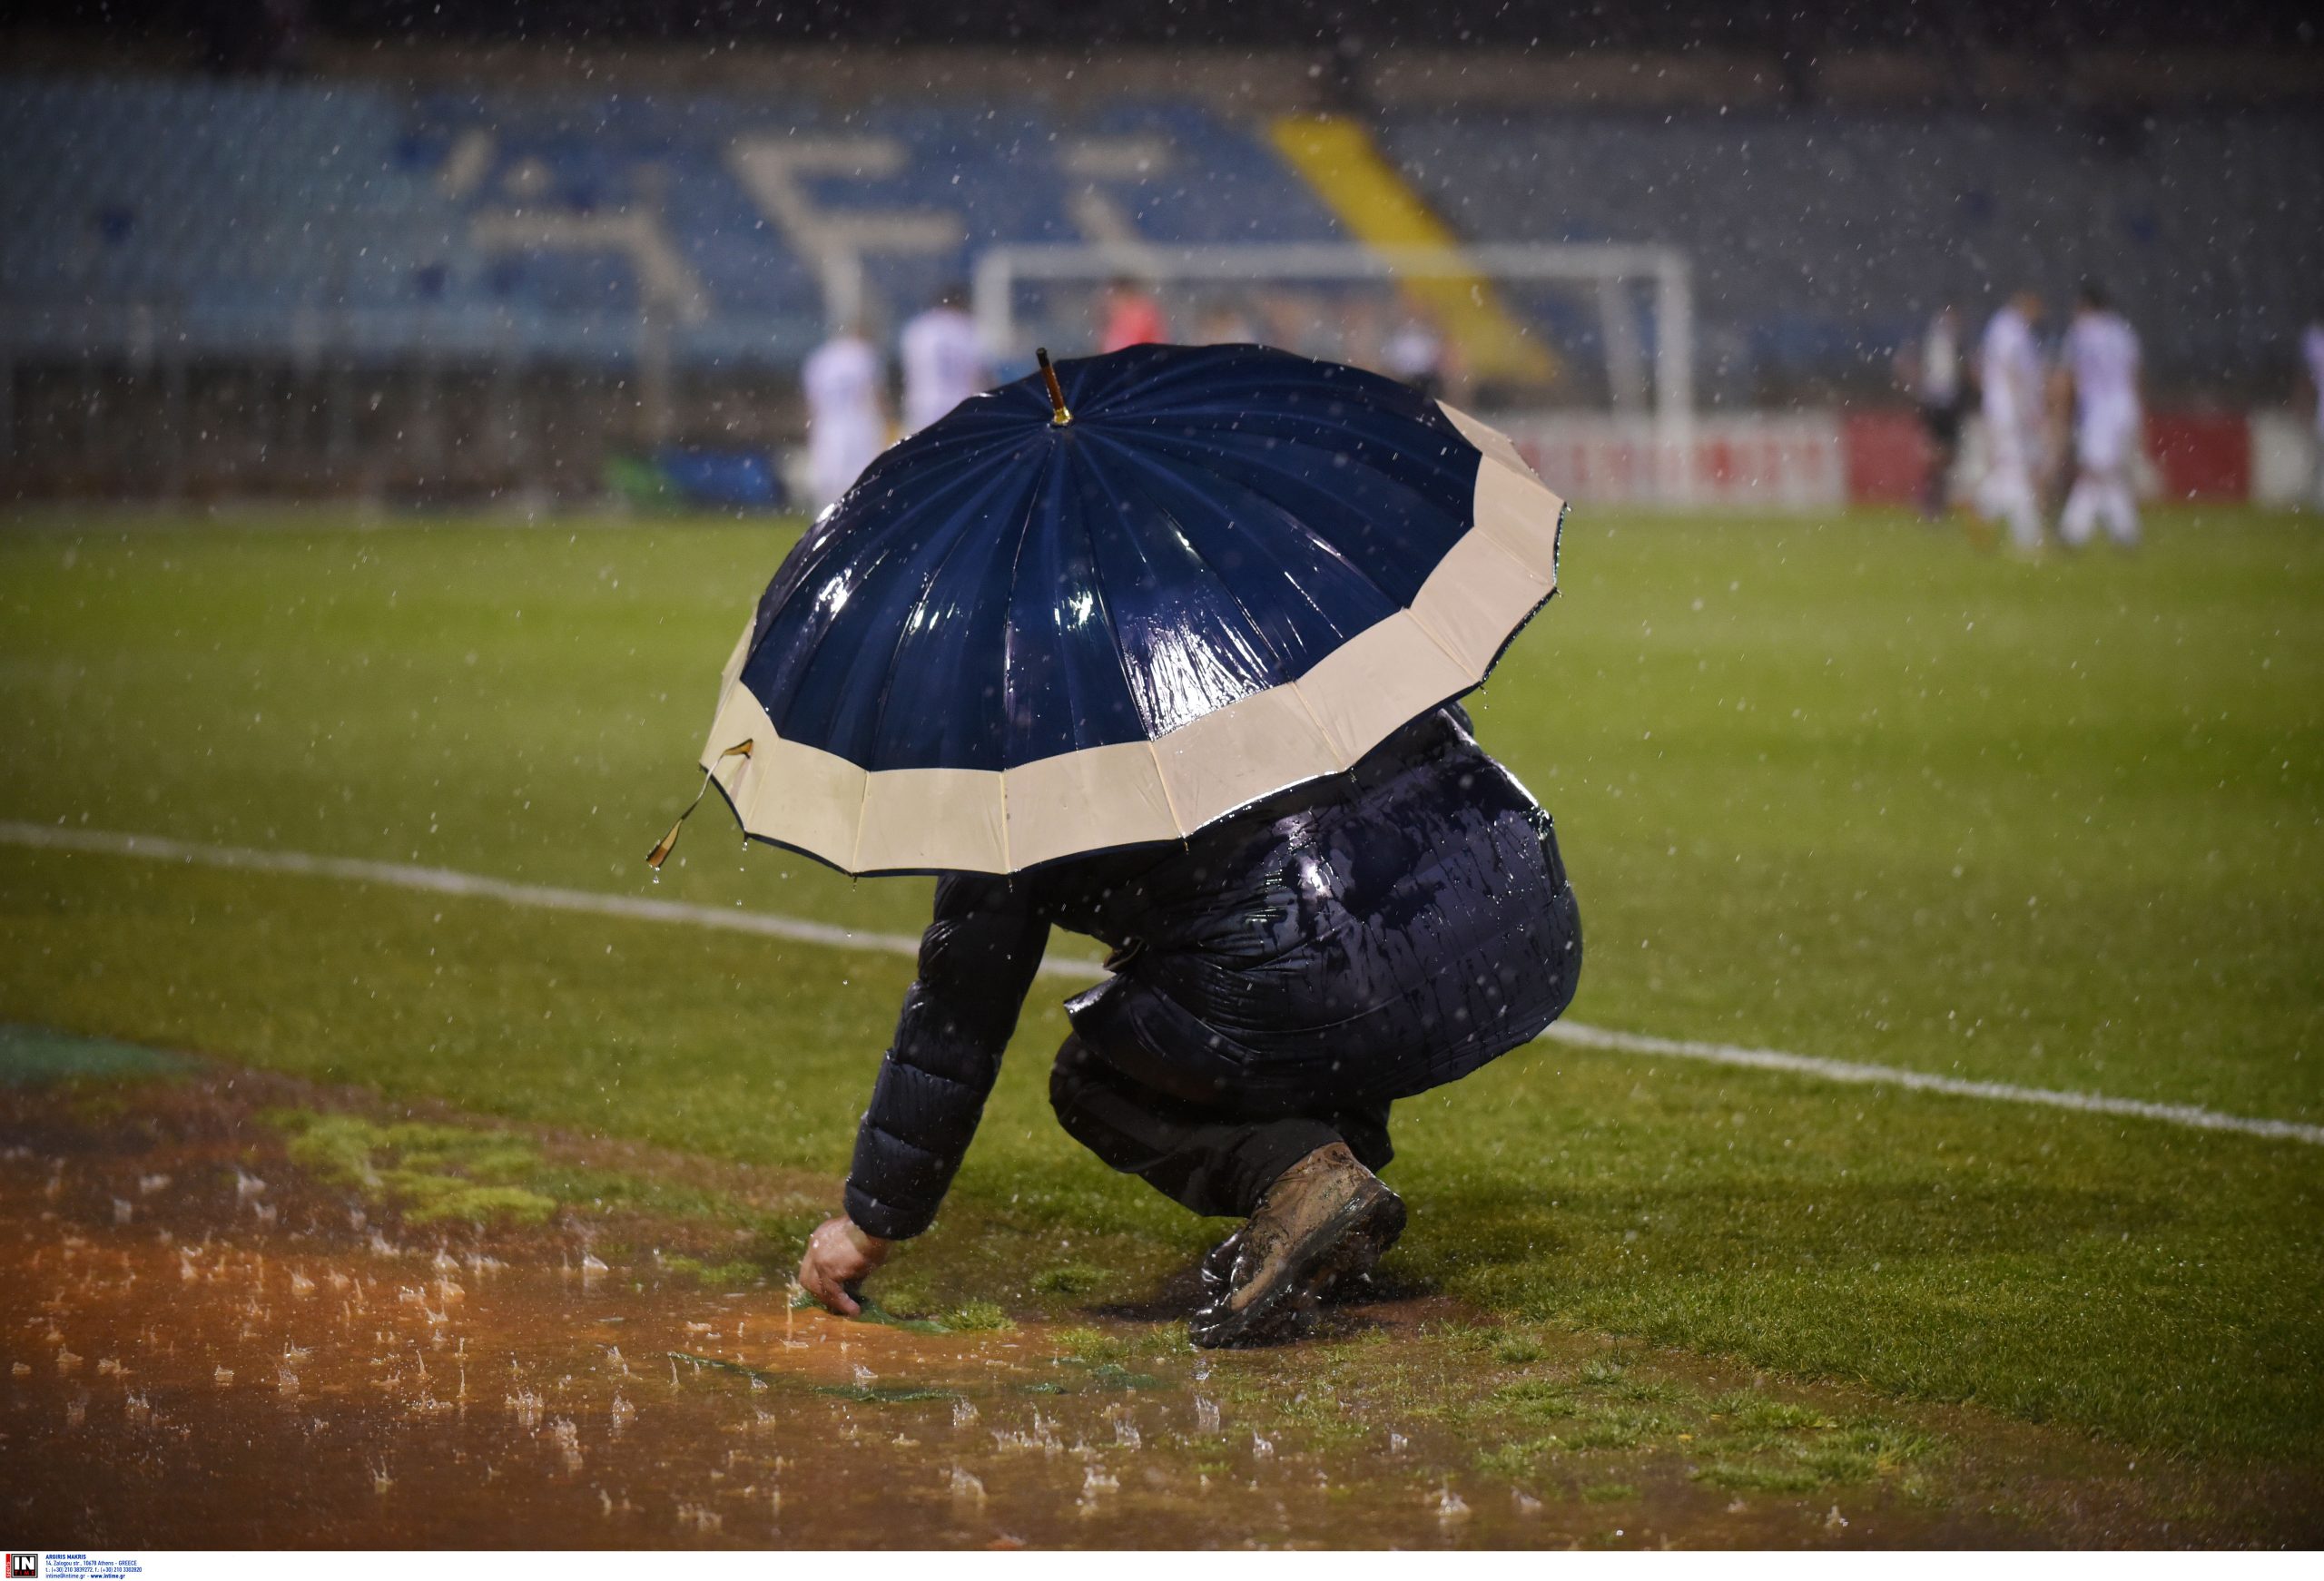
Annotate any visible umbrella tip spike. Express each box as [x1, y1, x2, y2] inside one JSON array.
[[1036, 348, 1072, 426]]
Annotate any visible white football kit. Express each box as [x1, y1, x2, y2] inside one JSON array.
[[1974, 305, 2047, 551], [2306, 325, 2324, 437], [2304, 324, 2324, 509], [899, 307, 990, 434], [2059, 309, 2142, 548], [803, 333, 887, 510]]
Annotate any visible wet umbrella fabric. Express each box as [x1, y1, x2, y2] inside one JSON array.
[[681, 341, 1565, 876]]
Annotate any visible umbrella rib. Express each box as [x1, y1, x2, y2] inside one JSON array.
[[851, 760, 872, 873], [1128, 433, 1516, 736], [753, 463, 996, 751], [1146, 739, 1191, 840], [1125, 427, 1466, 622], [1053, 457, 1194, 840], [992, 462, 1057, 872], [1065, 439, 1191, 749], [858, 465, 1029, 777], [1283, 679, 1354, 773], [1400, 456, 1546, 680], [1088, 431, 1293, 677]]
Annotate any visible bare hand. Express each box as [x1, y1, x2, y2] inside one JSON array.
[[797, 1215, 891, 1317]]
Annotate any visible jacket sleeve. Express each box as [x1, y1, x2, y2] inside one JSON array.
[[842, 874, 1050, 1239]]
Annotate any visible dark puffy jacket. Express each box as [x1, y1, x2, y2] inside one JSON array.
[[842, 704, 1582, 1238]]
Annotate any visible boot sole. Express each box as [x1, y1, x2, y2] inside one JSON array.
[[1189, 1185, 1406, 1350]]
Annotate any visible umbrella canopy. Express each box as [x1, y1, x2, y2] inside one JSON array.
[[680, 342, 1565, 876]]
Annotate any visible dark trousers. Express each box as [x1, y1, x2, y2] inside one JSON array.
[[1920, 400, 1963, 516], [1049, 1034, 1393, 1220]]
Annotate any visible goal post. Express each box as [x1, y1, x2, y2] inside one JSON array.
[[970, 241, 1696, 501]]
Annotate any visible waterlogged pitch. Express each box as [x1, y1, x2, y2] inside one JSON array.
[[1, 505, 2319, 1543]]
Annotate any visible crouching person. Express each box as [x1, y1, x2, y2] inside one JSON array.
[[796, 702, 1582, 1347]]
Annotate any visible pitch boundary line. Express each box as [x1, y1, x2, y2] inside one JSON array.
[[5, 818, 2319, 1148]]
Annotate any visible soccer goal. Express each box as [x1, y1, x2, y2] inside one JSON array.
[[970, 241, 1697, 498]]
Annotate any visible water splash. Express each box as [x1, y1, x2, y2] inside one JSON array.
[[547, 1416, 585, 1473]]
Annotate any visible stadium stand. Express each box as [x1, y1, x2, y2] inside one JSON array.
[[1375, 106, 2324, 399], [0, 76, 1344, 370], [0, 56, 2316, 497], [7, 73, 2316, 394]]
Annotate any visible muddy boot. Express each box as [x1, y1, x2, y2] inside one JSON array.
[[1198, 1225, 1382, 1308], [1189, 1143, 1405, 1349], [1197, 1230, 1243, 1301]]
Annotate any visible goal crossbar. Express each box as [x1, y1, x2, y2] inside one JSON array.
[[970, 241, 1696, 443]]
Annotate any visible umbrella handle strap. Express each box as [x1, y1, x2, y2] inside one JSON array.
[[645, 739, 754, 872]]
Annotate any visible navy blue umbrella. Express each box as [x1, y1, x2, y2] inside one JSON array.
[[659, 342, 1566, 876]]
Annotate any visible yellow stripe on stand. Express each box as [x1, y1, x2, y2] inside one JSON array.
[[1268, 114, 1557, 386]]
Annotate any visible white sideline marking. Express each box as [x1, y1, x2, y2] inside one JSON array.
[[1535, 1021, 2324, 1147], [5, 818, 2320, 1149]]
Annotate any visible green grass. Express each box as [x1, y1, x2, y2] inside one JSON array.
[[1, 505, 2319, 1468], [262, 1104, 781, 1233]]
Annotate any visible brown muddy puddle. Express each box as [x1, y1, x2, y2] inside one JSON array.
[[2, 1048, 2310, 1548]]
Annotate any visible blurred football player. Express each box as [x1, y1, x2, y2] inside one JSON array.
[[2055, 281, 2144, 550], [802, 322, 888, 511], [899, 285, 989, 435], [1973, 290, 2049, 555]]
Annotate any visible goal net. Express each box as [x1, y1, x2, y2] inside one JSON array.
[[970, 241, 1698, 500]]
